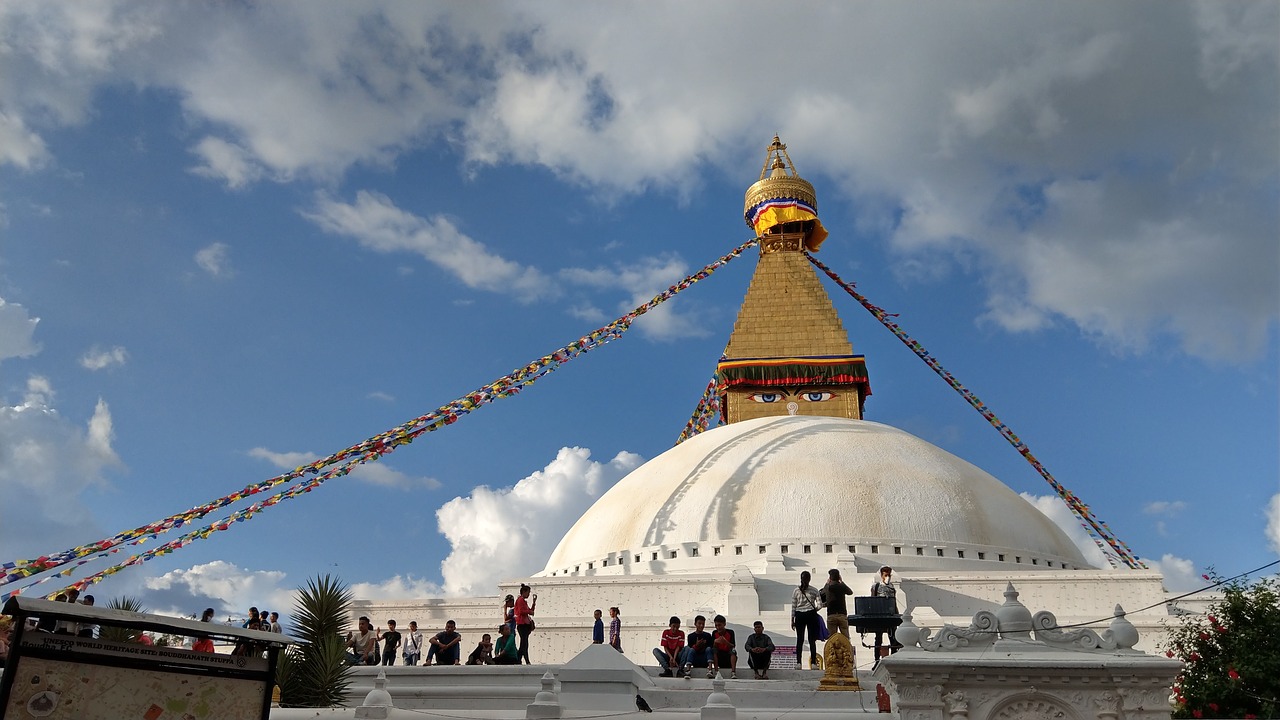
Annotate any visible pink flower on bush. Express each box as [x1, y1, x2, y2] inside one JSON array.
[[1192, 709, 1203, 718], [1228, 667, 1240, 680], [1189, 652, 1200, 661]]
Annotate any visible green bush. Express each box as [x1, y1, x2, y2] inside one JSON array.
[[1165, 572, 1280, 719]]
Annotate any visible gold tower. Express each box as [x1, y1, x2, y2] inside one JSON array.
[[718, 136, 870, 423]]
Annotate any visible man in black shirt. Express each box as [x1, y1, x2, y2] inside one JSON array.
[[681, 615, 713, 679], [823, 568, 853, 638], [428, 620, 462, 665], [379, 620, 402, 666]]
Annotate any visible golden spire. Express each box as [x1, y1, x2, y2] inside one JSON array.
[[717, 138, 869, 424], [743, 136, 827, 252]]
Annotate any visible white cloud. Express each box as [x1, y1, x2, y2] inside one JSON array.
[[134, 562, 446, 626], [0, 2, 161, 171], [194, 242, 233, 277], [367, 391, 395, 403], [246, 447, 313, 469], [0, 110, 49, 169], [0, 298, 41, 363], [304, 191, 551, 302], [566, 304, 607, 324], [189, 136, 262, 189], [560, 255, 709, 341], [0, 377, 121, 559], [350, 463, 441, 491], [1142, 553, 1203, 593], [1266, 492, 1280, 556], [436, 446, 643, 596], [1142, 500, 1188, 536], [80, 345, 128, 371], [1, 3, 1275, 362], [141, 560, 294, 620], [1142, 500, 1188, 516], [1020, 492, 1109, 569], [349, 575, 444, 602], [247, 446, 440, 490]]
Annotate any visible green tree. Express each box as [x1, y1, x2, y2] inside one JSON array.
[[276, 574, 354, 708], [1165, 573, 1280, 719]]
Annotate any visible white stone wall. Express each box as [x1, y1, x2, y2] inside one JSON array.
[[352, 567, 1178, 666]]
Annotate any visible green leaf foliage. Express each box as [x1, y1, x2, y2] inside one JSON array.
[[278, 574, 354, 708], [97, 596, 148, 643], [1164, 572, 1280, 719]]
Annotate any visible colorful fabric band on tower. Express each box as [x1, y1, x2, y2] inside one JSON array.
[[717, 355, 870, 393], [745, 198, 828, 251], [806, 252, 1145, 571], [0, 238, 761, 599]]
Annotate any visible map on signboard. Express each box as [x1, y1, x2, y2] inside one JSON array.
[[4, 656, 264, 720]]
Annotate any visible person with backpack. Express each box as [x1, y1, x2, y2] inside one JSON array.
[[870, 566, 901, 667], [822, 568, 854, 638]]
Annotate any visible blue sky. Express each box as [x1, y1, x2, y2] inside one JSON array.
[[1, 1, 1276, 618]]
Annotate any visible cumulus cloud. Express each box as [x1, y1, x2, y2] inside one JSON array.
[[436, 446, 643, 596], [1266, 492, 1280, 556], [1, 2, 1276, 361], [349, 575, 444, 602], [560, 255, 710, 340], [247, 446, 440, 490], [194, 242, 233, 278], [80, 345, 128, 371], [1142, 499, 1188, 536], [0, 377, 121, 559], [136, 561, 446, 623], [566, 304, 607, 324], [141, 560, 294, 620], [1020, 493, 1109, 569], [1142, 500, 1188, 516], [190, 136, 262, 189], [1142, 553, 1204, 593], [0, 298, 41, 363], [0, 2, 161, 170], [304, 191, 551, 302], [0, 110, 49, 169]]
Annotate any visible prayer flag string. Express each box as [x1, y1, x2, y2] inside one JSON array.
[[676, 353, 727, 444], [807, 253, 1145, 570], [0, 237, 759, 599]]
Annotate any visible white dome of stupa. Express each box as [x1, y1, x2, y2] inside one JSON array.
[[542, 416, 1091, 576]]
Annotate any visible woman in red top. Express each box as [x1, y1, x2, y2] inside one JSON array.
[[514, 584, 537, 664]]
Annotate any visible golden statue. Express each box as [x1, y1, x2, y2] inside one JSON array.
[[818, 631, 861, 691]]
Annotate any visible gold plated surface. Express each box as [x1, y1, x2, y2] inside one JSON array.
[[743, 135, 819, 220]]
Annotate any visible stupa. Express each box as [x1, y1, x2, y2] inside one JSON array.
[[353, 137, 1173, 667]]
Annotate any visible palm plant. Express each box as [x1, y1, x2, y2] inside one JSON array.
[[98, 596, 147, 643], [276, 574, 354, 708]]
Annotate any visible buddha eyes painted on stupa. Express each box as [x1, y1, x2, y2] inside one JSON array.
[[747, 390, 838, 403]]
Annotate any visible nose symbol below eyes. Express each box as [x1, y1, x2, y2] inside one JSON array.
[[786, 401, 799, 416]]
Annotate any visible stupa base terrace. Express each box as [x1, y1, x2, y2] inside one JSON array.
[[352, 566, 1178, 669], [278, 583, 1181, 720]]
